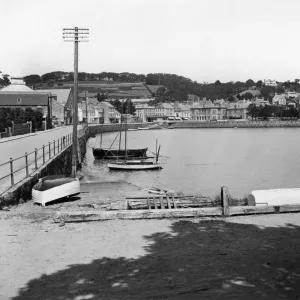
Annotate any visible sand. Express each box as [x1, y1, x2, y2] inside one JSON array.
[[1, 211, 300, 300]]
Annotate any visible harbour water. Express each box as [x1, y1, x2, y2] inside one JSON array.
[[83, 128, 300, 197]]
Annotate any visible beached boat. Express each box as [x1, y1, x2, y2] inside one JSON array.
[[32, 175, 80, 206], [138, 127, 150, 130]]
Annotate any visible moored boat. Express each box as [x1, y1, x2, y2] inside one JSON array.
[[138, 127, 150, 130], [108, 161, 162, 170], [32, 175, 80, 206], [93, 147, 148, 159]]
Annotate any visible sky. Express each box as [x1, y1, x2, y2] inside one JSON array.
[[1, 0, 300, 83]]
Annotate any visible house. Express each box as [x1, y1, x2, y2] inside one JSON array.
[[190, 100, 250, 120], [135, 104, 155, 122], [98, 102, 121, 123], [172, 102, 191, 119], [264, 79, 277, 87], [190, 101, 227, 121], [272, 93, 286, 106], [0, 78, 55, 127], [226, 101, 249, 119], [155, 103, 175, 118], [286, 91, 298, 99], [36, 88, 72, 124]]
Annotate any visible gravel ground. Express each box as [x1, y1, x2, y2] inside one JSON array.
[[1, 212, 300, 300]]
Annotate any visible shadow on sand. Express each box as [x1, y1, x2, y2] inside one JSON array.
[[12, 219, 300, 299]]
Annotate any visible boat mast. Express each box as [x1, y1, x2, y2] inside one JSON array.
[[124, 100, 128, 161], [119, 101, 123, 152], [156, 139, 158, 163]]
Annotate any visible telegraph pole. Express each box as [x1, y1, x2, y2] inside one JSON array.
[[85, 90, 88, 126], [63, 27, 89, 178]]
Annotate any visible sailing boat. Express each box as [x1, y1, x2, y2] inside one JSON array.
[[108, 114, 163, 171], [92, 123, 148, 159]]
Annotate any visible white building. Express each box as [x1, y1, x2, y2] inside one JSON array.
[[264, 79, 277, 87], [286, 91, 299, 99], [98, 102, 121, 123], [272, 93, 286, 106]]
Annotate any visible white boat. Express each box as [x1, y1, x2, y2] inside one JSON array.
[[128, 128, 138, 131], [108, 161, 162, 170], [32, 175, 80, 206], [248, 188, 300, 206], [138, 127, 150, 130]]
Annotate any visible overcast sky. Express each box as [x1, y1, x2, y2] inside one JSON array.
[[1, 0, 300, 83]]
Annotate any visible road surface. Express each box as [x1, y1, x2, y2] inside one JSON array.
[[0, 126, 81, 195]]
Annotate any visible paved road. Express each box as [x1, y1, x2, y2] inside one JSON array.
[[0, 125, 82, 195]]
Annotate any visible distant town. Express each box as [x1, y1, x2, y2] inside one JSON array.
[[0, 71, 300, 136]]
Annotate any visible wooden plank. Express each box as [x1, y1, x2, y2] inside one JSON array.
[[55, 207, 223, 222], [172, 196, 177, 209], [147, 196, 151, 210], [153, 196, 158, 209], [229, 205, 275, 216], [166, 195, 171, 209], [128, 202, 215, 210], [159, 196, 164, 209]]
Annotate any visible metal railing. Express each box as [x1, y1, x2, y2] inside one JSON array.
[[0, 132, 73, 196]]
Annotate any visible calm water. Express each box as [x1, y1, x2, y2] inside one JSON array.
[[83, 128, 300, 197]]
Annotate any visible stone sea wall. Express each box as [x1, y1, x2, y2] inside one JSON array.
[[170, 120, 300, 129]]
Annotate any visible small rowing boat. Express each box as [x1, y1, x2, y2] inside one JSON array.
[[32, 175, 80, 206]]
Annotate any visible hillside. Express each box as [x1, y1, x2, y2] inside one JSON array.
[[23, 71, 300, 102]]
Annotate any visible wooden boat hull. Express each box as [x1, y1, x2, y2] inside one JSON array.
[[32, 176, 80, 206], [138, 127, 149, 130], [108, 163, 162, 170], [248, 188, 300, 206], [93, 147, 148, 159]]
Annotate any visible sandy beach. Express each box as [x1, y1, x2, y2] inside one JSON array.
[[1, 210, 300, 300]]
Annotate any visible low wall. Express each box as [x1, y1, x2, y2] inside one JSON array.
[[88, 122, 156, 135], [170, 120, 300, 129]]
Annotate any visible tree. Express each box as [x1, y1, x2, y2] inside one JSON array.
[[215, 80, 221, 85], [247, 104, 259, 120], [24, 74, 41, 87], [256, 80, 263, 88], [96, 93, 107, 102], [244, 92, 253, 100], [246, 79, 255, 87]]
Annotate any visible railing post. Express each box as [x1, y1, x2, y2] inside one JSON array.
[[25, 152, 29, 177], [10, 158, 14, 186], [49, 142, 51, 159], [58, 139, 60, 153], [42, 145, 45, 164], [35, 148, 38, 170], [53, 140, 56, 155]]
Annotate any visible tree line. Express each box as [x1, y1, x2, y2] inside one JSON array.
[[247, 104, 299, 120], [0, 108, 44, 132], [9, 70, 300, 104]]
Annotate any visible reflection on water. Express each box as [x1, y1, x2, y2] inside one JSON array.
[[82, 128, 300, 197]]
